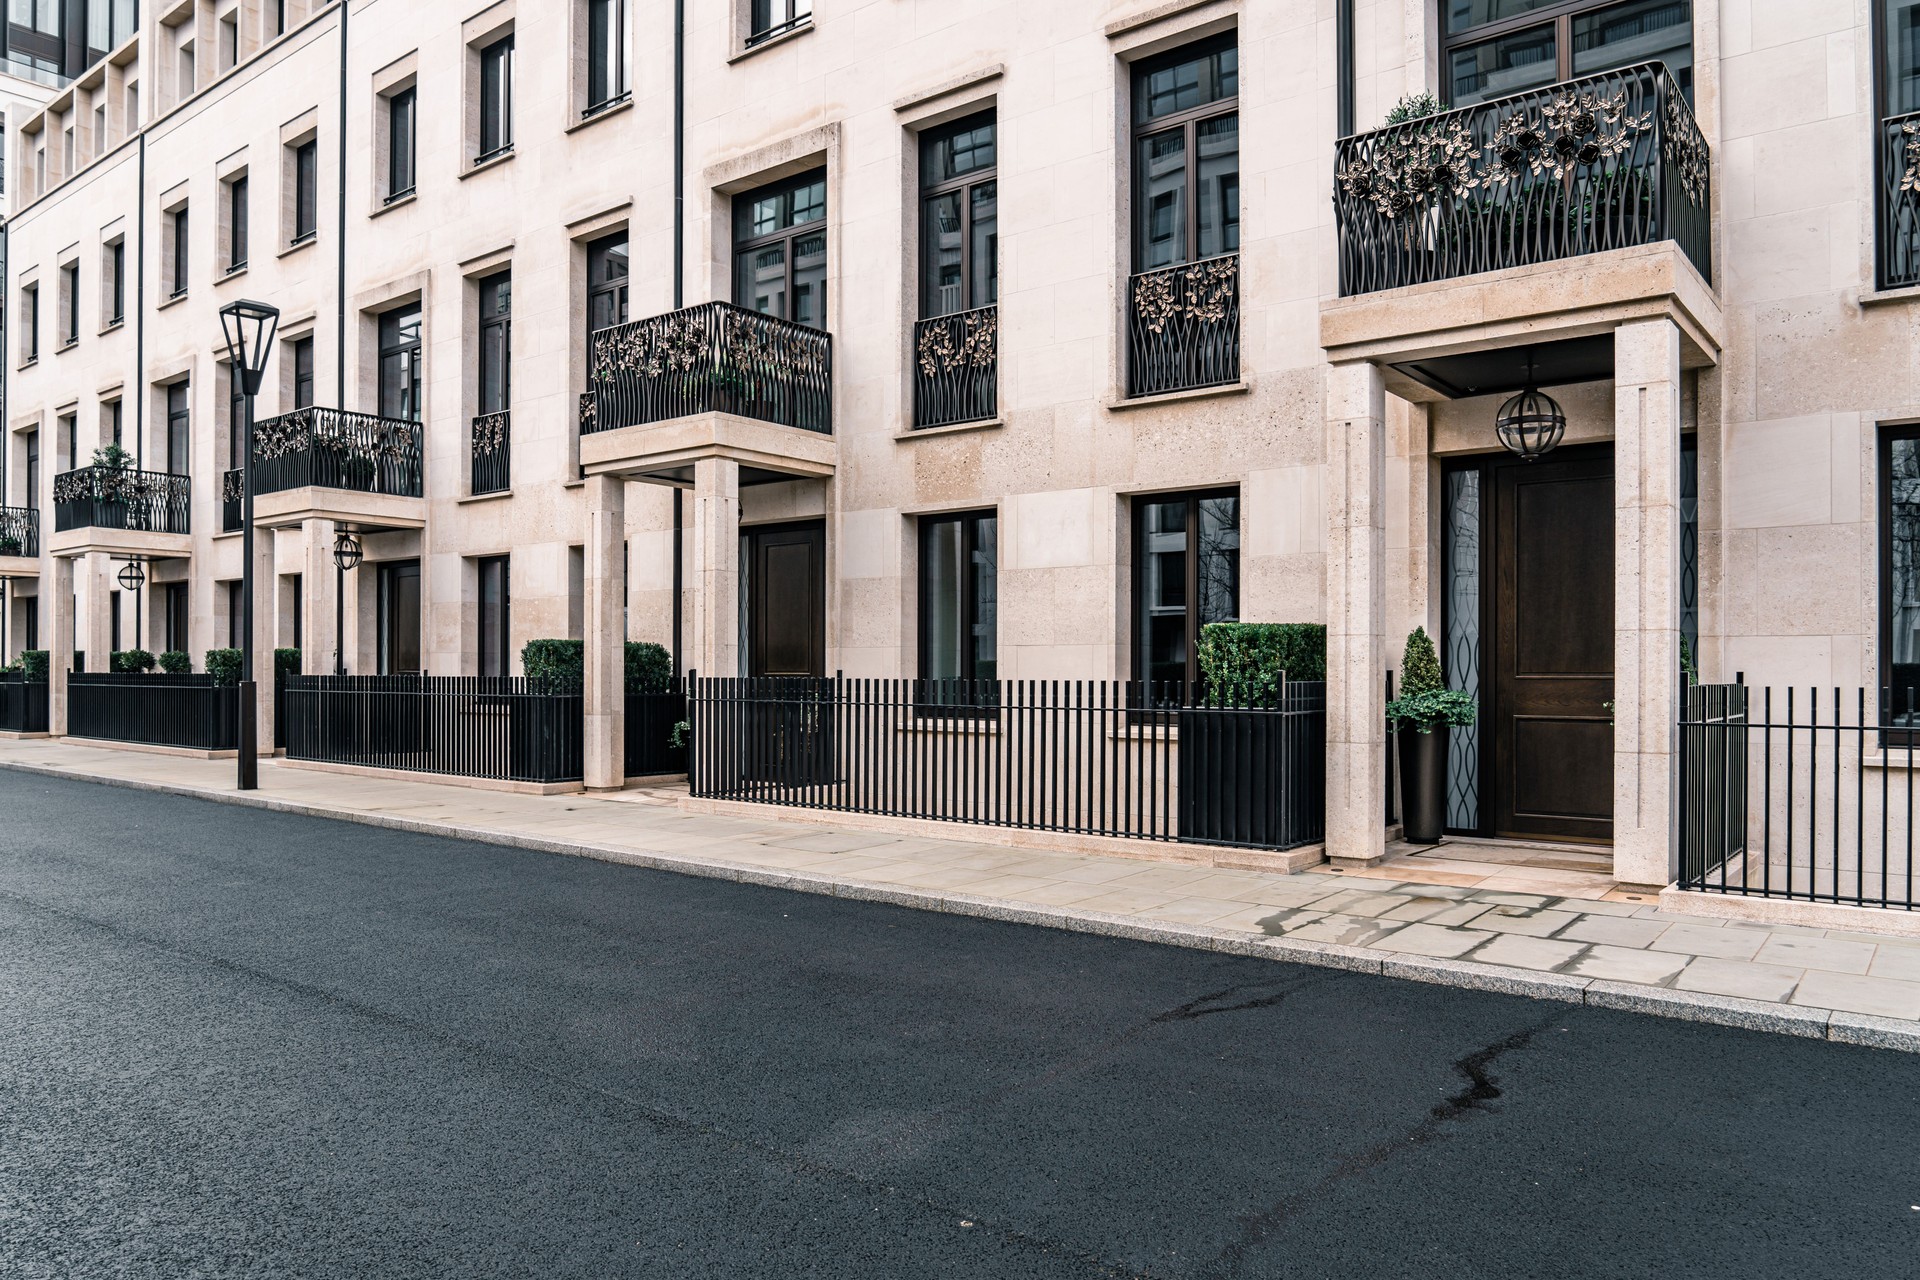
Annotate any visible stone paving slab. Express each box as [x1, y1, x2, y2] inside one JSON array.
[[5, 738, 1920, 1052]]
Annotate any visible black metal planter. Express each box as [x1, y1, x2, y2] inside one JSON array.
[[1177, 698, 1327, 852], [1396, 725, 1449, 844]]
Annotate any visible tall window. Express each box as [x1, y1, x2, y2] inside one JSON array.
[[919, 113, 997, 317], [164, 582, 188, 655], [1133, 489, 1240, 688], [166, 382, 191, 475], [920, 511, 997, 687], [386, 86, 417, 202], [478, 35, 515, 161], [87, 0, 138, 56], [227, 174, 249, 271], [23, 431, 39, 508], [104, 239, 125, 325], [21, 284, 37, 362], [586, 232, 629, 338], [276, 0, 287, 38], [377, 559, 422, 674], [169, 206, 190, 297], [1132, 37, 1238, 273], [586, 0, 631, 115], [379, 305, 423, 422], [293, 139, 318, 243], [477, 555, 510, 679], [59, 414, 76, 471], [1884, 427, 1920, 721], [749, 0, 812, 45], [734, 170, 826, 327], [60, 261, 78, 345], [228, 364, 246, 474], [290, 335, 315, 409], [479, 271, 511, 415], [103, 399, 121, 447], [226, 580, 243, 649], [1443, 1, 1693, 108]]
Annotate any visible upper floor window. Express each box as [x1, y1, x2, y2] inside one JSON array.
[[219, 11, 239, 71], [586, 0, 631, 115], [734, 170, 826, 328], [169, 205, 190, 297], [478, 271, 511, 415], [20, 283, 38, 363], [379, 304, 423, 422], [749, 0, 811, 47], [166, 381, 191, 476], [227, 174, 249, 272], [293, 139, 318, 243], [59, 261, 78, 346], [276, 1, 287, 38], [87, 0, 138, 56], [1131, 36, 1238, 273], [1888, 2, 1920, 116], [919, 113, 997, 318], [290, 335, 315, 409], [586, 231, 628, 343], [386, 86, 417, 202], [1443, 0, 1693, 108], [104, 239, 125, 326], [478, 35, 515, 162]]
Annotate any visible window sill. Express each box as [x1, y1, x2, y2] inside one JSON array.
[[212, 528, 243, 541], [459, 148, 515, 181], [158, 290, 188, 311], [1860, 284, 1920, 308], [279, 234, 318, 259], [458, 488, 512, 505], [730, 20, 813, 63], [18, 357, 38, 371], [98, 319, 125, 336], [56, 339, 78, 353], [894, 418, 1003, 441], [1104, 379, 1250, 413], [567, 95, 633, 134], [218, 263, 249, 285], [370, 191, 417, 220]]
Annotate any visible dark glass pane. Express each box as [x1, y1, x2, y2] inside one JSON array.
[[737, 244, 786, 317], [1444, 0, 1559, 35], [970, 182, 997, 307], [923, 518, 962, 681], [480, 38, 513, 154], [379, 561, 421, 674], [1135, 129, 1187, 269], [1443, 468, 1482, 830], [479, 273, 511, 414], [923, 117, 995, 186], [1195, 113, 1239, 258], [1573, 0, 1691, 95], [971, 515, 997, 682], [790, 232, 826, 328], [230, 175, 248, 266], [296, 141, 317, 237], [588, 0, 627, 105], [379, 306, 422, 422], [1890, 1, 1920, 116], [479, 557, 509, 679], [389, 89, 415, 192], [1135, 41, 1237, 123], [1448, 24, 1557, 106], [1139, 499, 1189, 688], [293, 337, 314, 409], [921, 191, 964, 317]]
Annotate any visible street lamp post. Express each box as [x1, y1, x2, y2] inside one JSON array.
[[219, 300, 280, 792], [116, 561, 146, 661], [332, 530, 362, 676]]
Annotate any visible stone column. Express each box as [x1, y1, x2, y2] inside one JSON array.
[[584, 473, 626, 790], [1326, 360, 1388, 866], [83, 553, 112, 677], [49, 556, 74, 735], [303, 519, 335, 674], [1613, 317, 1683, 888], [691, 457, 741, 678], [252, 528, 277, 753]]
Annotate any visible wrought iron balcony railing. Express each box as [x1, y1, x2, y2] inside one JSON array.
[[0, 504, 38, 556], [1333, 62, 1709, 297], [588, 301, 832, 436], [52, 466, 191, 535], [221, 469, 243, 533], [578, 390, 596, 435], [913, 305, 998, 428], [1879, 110, 1920, 289], [1126, 254, 1240, 398], [251, 407, 423, 499], [471, 410, 510, 495]]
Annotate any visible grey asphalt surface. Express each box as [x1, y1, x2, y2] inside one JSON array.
[[0, 771, 1915, 1279]]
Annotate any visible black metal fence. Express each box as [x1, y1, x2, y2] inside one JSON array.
[[588, 301, 832, 435], [1679, 683, 1918, 911], [1334, 62, 1709, 296], [221, 468, 243, 533], [251, 407, 424, 499], [52, 466, 192, 535], [0, 674, 48, 733], [284, 675, 583, 784], [1126, 254, 1240, 398], [471, 411, 510, 495], [66, 674, 239, 750], [1879, 109, 1920, 289], [687, 676, 1326, 852], [626, 687, 687, 777], [912, 306, 998, 427], [0, 504, 38, 557]]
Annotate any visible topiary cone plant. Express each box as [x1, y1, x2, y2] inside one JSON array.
[[1386, 626, 1477, 844]]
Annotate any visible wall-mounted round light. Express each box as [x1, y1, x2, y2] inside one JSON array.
[[332, 531, 364, 572], [116, 560, 147, 592], [1494, 352, 1566, 461]]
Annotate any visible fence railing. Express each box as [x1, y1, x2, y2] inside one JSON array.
[[687, 676, 1326, 852], [251, 407, 424, 499], [66, 673, 239, 751], [283, 675, 582, 784], [1879, 110, 1920, 289], [626, 686, 687, 777], [52, 466, 192, 535], [912, 306, 998, 428], [221, 468, 243, 533], [0, 504, 38, 557], [1334, 62, 1709, 296], [1126, 254, 1240, 397], [589, 301, 832, 435], [1679, 683, 1920, 911], [471, 411, 510, 495], [0, 674, 48, 733]]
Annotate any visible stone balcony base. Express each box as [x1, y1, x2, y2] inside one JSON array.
[[581, 410, 837, 485], [46, 528, 193, 560], [251, 486, 427, 532], [0, 554, 40, 577]]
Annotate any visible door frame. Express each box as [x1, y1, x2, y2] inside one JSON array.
[[744, 518, 826, 678]]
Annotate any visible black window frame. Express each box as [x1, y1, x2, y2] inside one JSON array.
[[748, 0, 812, 47], [293, 138, 319, 244], [226, 580, 243, 650], [477, 554, 511, 680], [918, 111, 998, 318], [59, 413, 75, 473], [166, 381, 191, 476], [22, 283, 38, 363], [105, 238, 125, 325], [164, 581, 188, 655], [477, 34, 515, 163], [227, 173, 249, 272], [169, 206, 189, 298], [1130, 486, 1242, 691], [917, 509, 998, 709], [732, 168, 828, 328], [585, 230, 629, 343], [104, 398, 121, 447], [478, 270, 511, 416], [386, 86, 417, 203], [23, 430, 39, 508], [377, 558, 422, 675], [228, 362, 246, 474], [1440, 0, 1695, 108], [291, 335, 315, 410], [378, 304, 424, 423], [59, 260, 78, 346], [585, 0, 631, 116], [1880, 423, 1920, 736], [1129, 34, 1240, 274]]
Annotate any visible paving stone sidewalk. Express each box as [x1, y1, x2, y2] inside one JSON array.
[[5, 738, 1920, 1050]]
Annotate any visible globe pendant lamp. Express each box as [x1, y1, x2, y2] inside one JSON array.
[[1494, 353, 1566, 462]]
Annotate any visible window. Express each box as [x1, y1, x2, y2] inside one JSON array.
[[293, 139, 318, 243], [227, 174, 249, 271], [586, 0, 631, 115], [59, 261, 78, 346], [21, 284, 37, 363], [103, 399, 122, 448], [87, 0, 138, 55], [169, 206, 190, 297], [1885, 1, 1920, 116], [23, 431, 39, 508], [477, 556, 511, 679], [1884, 427, 1920, 723], [586, 232, 629, 339], [919, 512, 998, 692], [478, 35, 514, 162], [290, 335, 315, 409], [104, 238, 125, 325], [1443, 0, 1693, 108], [919, 113, 997, 317], [1132, 36, 1239, 273], [277, 1, 287, 37], [478, 271, 511, 415], [166, 382, 191, 476], [377, 559, 422, 674], [162, 581, 187, 654], [749, 0, 812, 46], [227, 363, 246, 473], [289, 574, 303, 651], [62, 126, 72, 175], [226, 580, 243, 649], [59, 414, 76, 472], [1133, 489, 1240, 688], [386, 86, 417, 202], [126, 82, 139, 130], [21, 597, 38, 652], [111, 591, 122, 653], [379, 304, 423, 422], [733, 170, 827, 327], [93, 103, 105, 156], [220, 13, 238, 71]]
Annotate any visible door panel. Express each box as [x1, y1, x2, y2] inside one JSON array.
[[748, 521, 825, 678], [1492, 448, 1614, 841]]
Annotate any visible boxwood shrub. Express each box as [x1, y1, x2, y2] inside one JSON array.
[[521, 638, 674, 692], [158, 650, 192, 674], [1197, 622, 1327, 704], [204, 648, 243, 687], [110, 649, 157, 674]]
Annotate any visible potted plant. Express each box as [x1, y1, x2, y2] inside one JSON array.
[[0, 532, 21, 557], [1386, 627, 1476, 844], [158, 650, 192, 674]]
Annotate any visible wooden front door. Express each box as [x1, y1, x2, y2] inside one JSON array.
[[1491, 447, 1614, 842], [747, 520, 825, 678]]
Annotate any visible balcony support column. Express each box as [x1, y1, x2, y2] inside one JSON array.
[[83, 553, 112, 680], [303, 519, 335, 675], [584, 473, 627, 791], [1613, 317, 1684, 889], [1325, 359, 1389, 867], [691, 457, 741, 680], [252, 528, 277, 755], [49, 556, 74, 735]]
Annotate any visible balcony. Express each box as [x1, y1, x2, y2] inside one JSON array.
[[1126, 255, 1240, 398], [912, 305, 998, 428], [52, 466, 190, 536], [247, 407, 426, 532], [1332, 63, 1708, 298], [0, 505, 39, 564], [471, 411, 510, 496], [221, 469, 243, 533]]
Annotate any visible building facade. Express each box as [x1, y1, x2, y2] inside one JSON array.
[[2, 0, 1913, 899]]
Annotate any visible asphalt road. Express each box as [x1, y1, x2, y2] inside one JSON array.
[[0, 770, 1915, 1279]]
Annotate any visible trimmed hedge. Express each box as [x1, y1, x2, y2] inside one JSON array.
[[1197, 622, 1327, 703], [111, 649, 157, 674], [19, 650, 49, 681], [274, 648, 301, 679], [204, 648, 243, 687], [521, 638, 674, 692], [158, 650, 192, 674]]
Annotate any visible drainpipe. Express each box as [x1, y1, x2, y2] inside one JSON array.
[[670, 0, 685, 677], [1336, 0, 1354, 138], [335, 0, 350, 672], [135, 132, 146, 465]]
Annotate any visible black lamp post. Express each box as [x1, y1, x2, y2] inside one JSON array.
[[0, 576, 8, 665], [219, 300, 280, 791], [332, 530, 362, 676], [116, 560, 145, 658]]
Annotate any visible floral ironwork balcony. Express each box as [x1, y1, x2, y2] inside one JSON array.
[[587, 301, 832, 436], [912, 305, 998, 428], [250, 407, 423, 499], [0, 504, 37, 557], [52, 466, 191, 535], [1879, 110, 1920, 289], [1126, 253, 1240, 398], [471, 410, 510, 495], [1333, 62, 1708, 297], [221, 469, 243, 533]]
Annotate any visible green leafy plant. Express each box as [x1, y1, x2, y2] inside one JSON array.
[[625, 641, 673, 694], [1680, 635, 1698, 687], [523, 638, 674, 693], [669, 719, 691, 750], [274, 648, 301, 679], [19, 650, 49, 681], [158, 650, 192, 674], [1383, 92, 1445, 126], [1387, 626, 1476, 733], [0, 533, 22, 556], [92, 440, 135, 470], [1196, 622, 1326, 704], [111, 649, 157, 674], [204, 648, 243, 686]]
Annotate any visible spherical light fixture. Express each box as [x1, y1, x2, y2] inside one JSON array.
[[1494, 353, 1566, 462], [332, 530, 363, 572], [116, 560, 147, 592]]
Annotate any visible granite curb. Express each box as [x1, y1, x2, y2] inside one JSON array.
[[5, 757, 1915, 1054]]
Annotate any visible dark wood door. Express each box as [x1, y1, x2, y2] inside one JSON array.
[[748, 520, 825, 677], [1491, 448, 1614, 842]]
